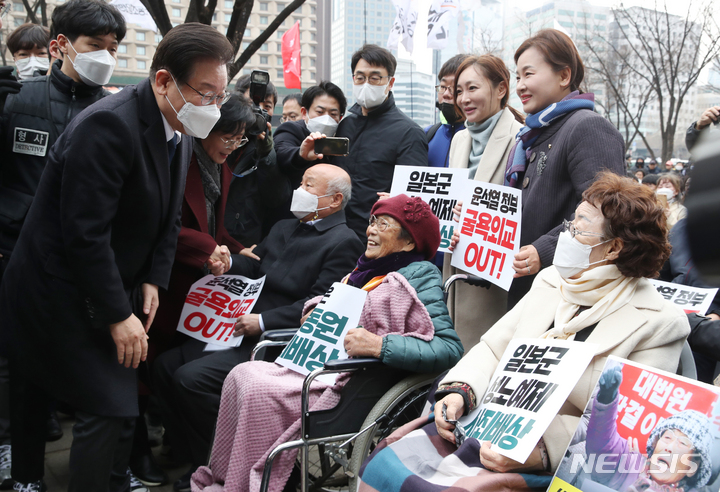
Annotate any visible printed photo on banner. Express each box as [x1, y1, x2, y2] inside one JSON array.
[[457, 338, 596, 464], [276, 282, 367, 385], [550, 356, 720, 492], [176, 274, 266, 348], [649, 279, 719, 316], [389, 165, 469, 253], [450, 180, 522, 290]]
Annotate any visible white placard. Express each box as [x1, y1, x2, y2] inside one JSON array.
[[389, 166, 469, 253], [458, 338, 596, 464], [275, 282, 368, 385], [648, 279, 718, 316], [176, 275, 265, 348], [450, 181, 522, 290], [110, 0, 157, 32]]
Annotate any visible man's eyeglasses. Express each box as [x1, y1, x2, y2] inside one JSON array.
[[435, 85, 453, 95], [352, 73, 390, 86], [368, 214, 399, 232], [0, 2, 10, 16], [184, 82, 231, 107], [562, 219, 605, 240], [220, 136, 249, 149]]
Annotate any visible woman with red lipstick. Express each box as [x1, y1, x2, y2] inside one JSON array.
[[504, 29, 625, 309], [444, 54, 525, 349]]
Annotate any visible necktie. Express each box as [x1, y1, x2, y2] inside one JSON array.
[[167, 133, 178, 165]]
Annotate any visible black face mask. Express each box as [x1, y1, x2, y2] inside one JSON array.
[[436, 101, 462, 126]]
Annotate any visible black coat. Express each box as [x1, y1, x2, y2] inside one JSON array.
[[0, 78, 191, 417], [223, 140, 291, 246], [331, 93, 428, 241], [507, 109, 625, 308], [659, 218, 720, 315], [228, 210, 365, 330]]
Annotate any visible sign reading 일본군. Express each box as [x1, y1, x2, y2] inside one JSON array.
[[176, 275, 266, 348], [276, 282, 367, 385], [458, 338, 596, 464], [450, 181, 522, 290], [648, 279, 718, 316], [389, 166, 469, 253]]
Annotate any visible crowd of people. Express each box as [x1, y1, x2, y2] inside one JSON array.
[[0, 2, 719, 492]]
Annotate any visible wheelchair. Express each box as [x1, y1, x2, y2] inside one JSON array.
[[251, 273, 489, 492], [251, 269, 699, 492]]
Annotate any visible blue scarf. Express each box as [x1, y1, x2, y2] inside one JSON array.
[[504, 91, 595, 188]]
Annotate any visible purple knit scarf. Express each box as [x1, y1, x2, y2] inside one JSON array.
[[347, 252, 425, 288]]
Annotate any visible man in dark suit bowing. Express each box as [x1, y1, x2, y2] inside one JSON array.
[[0, 23, 233, 491], [152, 164, 364, 489]]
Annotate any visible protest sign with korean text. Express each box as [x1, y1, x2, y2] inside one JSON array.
[[450, 181, 521, 290], [275, 282, 367, 384], [389, 166, 469, 252], [649, 279, 718, 316], [551, 356, 720, 492], [458, 338, 596, 464], [176, 275, 265, 348]]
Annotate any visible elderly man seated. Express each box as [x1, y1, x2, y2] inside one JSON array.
[[152, 164, 364, 491]]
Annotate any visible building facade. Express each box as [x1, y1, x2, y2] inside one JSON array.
[[329, 0, 396, 97], [2, 0, 323, 97], [393, 59, 435, 128]]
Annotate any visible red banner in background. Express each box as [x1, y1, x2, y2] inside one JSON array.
[[281, 21, 301, 89], [615, 363, 719, 453]]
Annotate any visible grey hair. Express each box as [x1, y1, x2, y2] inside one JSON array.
[[326, 174, 352, 209]]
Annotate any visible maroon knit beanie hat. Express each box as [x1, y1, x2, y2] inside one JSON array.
[[370, 194, 440, 260]]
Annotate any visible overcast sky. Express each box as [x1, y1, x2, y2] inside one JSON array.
[[397, 0, 715, 74]]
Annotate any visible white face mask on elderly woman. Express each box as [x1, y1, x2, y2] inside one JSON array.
[[290, 187, 331, 220], [553, 230, 612, 279]]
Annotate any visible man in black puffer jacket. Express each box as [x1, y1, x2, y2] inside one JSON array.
[[0, 0, 125, 279]]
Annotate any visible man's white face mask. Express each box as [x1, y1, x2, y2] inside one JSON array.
[[290, 187, 332, 220]]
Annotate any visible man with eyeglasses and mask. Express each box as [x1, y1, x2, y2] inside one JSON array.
[[151, 163, 363, 491], [331, 44, 429, 242], [0, 22, 234, 492], [425, 54, 469, 168]]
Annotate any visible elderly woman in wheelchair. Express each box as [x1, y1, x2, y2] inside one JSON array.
[[191, 194, 463, 492], [358, 173, 691, 491]]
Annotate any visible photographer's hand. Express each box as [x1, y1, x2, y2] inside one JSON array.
[[256, 121, 273, 157], [299, 132, 326, 161]]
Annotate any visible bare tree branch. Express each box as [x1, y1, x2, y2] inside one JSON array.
[[20, 0, 39, 24], [585, 0, 720, 161], [139, 0, 306, 81], [228, 0, 305, 79]]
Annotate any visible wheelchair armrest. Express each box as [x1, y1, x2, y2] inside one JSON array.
[[251, 329, 299, 361], [324, 357, 383, 371], [262, 328, 299, 342], [443, 274, 491, 295]]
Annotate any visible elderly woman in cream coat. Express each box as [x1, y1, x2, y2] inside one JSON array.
[[443, 54, 525, 349], [358, 174, 690, 492]]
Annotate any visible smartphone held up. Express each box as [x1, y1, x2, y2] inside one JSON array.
[[314, 137, 349, 156]]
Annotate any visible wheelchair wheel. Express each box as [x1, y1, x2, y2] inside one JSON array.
[[346, 372, 437, 491]]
